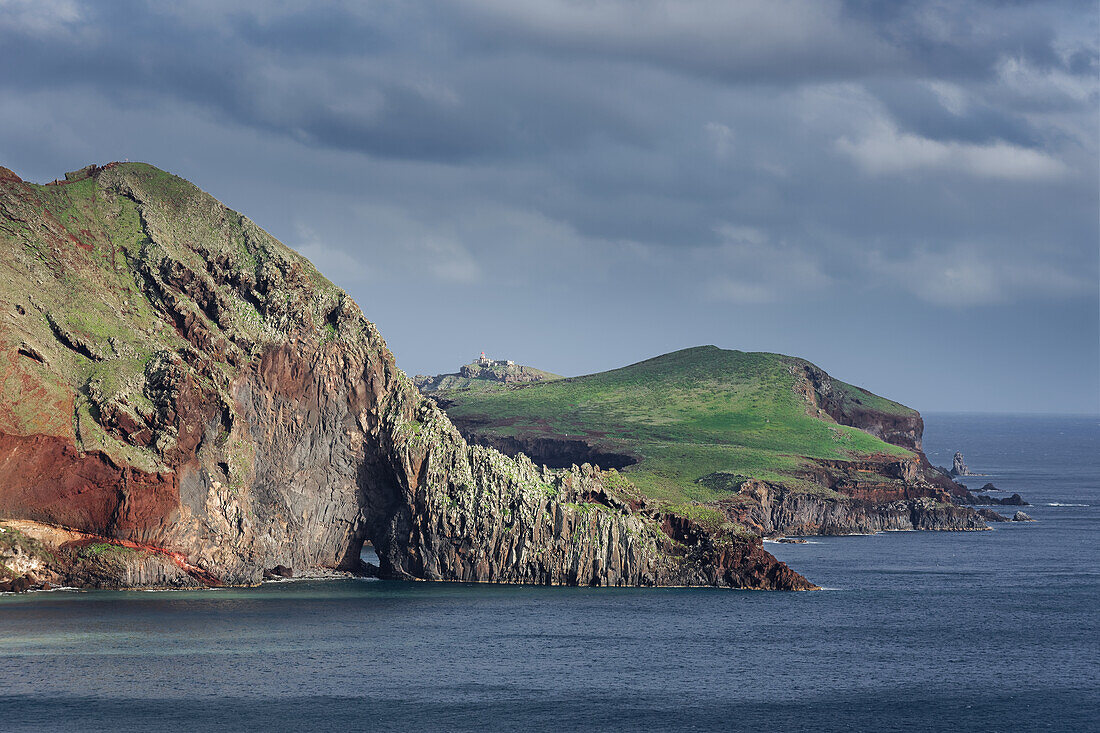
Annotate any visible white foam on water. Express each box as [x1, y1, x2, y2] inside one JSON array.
[[1046, 502, 1088, 507]]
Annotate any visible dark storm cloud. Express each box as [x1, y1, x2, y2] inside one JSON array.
[[0, 0, 1095, 411]]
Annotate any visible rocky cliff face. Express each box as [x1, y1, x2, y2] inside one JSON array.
[[728, 481, 986, 537], [792, 361, 924, 451], [0, 163, 812, 591]]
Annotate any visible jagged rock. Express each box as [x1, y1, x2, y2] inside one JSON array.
[[1012, 512, 1035, 522], [263, 565, 293, 579], [950, 451, 970, 476], [968, 489, 1028, 506], [7, 574, 37, 593], [0, 163, 813, 591], [977, 509, 1009, 523]]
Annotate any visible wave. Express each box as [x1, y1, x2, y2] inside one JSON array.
[[1046, 502, 1089, 507]]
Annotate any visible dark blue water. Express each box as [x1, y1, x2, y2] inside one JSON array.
[[1, 414, 1096, 732]]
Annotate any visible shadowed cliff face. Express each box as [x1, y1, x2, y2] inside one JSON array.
[[447, 421, 639, 471], [0, 163, 813, 590]]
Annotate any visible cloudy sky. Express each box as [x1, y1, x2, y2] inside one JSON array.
[[2, 0, 1096, 413]]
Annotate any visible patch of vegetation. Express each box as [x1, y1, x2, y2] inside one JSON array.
[[77, 542, 141, 560]]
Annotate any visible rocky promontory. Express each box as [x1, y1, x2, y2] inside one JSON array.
[[0, 162, 813, 591], [415, 360, 561, 392]]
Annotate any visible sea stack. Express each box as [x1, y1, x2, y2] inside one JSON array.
[[950, 451, 971, 477]]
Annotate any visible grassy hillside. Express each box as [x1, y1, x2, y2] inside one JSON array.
[[438, 346, 917, 503]]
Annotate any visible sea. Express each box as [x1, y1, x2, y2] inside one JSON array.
[[0, 413, 1096, 732]]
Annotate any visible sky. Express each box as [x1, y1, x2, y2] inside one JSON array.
[[1, 0, 1097, 414]]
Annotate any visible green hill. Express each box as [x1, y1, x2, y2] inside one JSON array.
[[435, 346, 920, 503]]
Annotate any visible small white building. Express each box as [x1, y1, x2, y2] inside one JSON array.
[[476, 352, 515, 368]]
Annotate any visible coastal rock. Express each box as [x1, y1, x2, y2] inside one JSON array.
[[1012, 512, 1035, 522], [969, 491, 1028, 506], [950, 451, 971, 477], [264, 565, 294, 579], [977, 509, 1009, 523], [728, 481, 987, 537], [0, 163, 811, 591]]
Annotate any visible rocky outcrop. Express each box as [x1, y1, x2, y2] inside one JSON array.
[[950, 451, 983, 477], [968, 491, 1028, 506], [415, 362, 560, 392], [1, 520, 202, 590], [1012, 512, 1035, 522], [793, 361, 924, 450], [726, 481, 987, 537], [0, 162, 810, 591]]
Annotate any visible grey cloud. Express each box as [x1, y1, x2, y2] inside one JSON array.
[[0, 0, 1095, 411]]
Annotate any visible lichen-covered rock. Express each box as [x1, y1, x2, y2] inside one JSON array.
[[0, 163, 813, 590]]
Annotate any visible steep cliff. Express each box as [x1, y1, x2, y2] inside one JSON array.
[[0, 162, 812, 590]]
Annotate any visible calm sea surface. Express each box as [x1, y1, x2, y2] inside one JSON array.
[[1, 413, 1097, 732]]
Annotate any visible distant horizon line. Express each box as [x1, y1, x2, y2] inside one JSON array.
[[921, 410, 1100, 418]]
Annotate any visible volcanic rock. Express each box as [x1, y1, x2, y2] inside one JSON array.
[[0, 162, 813, 591], [950, 451, 971, 477], [264, 565, 294, 579]]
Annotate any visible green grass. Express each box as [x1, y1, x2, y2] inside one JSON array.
[[77, 542, 141, 560], [440, 346, 915, 503]]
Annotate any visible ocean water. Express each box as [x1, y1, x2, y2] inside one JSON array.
[[0, 414, 1096, 732]]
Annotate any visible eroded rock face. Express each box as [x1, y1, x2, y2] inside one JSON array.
[[0, 163, 811, 590], [728, 481, 987, 537], [795, 362, 924, 451]]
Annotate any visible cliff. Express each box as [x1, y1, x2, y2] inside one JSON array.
[[0, 162, 812, 591]]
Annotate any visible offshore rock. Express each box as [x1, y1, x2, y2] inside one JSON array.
[[969, 491, 1028, 506], [1012, 512, 1035, 522], [0, 162, 810, 591], [951, 451, 974, 477]]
